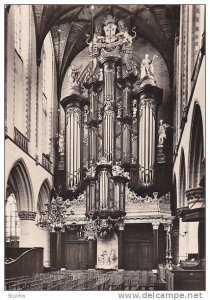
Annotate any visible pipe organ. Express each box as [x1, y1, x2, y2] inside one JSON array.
[[61, 14, 163, 223]]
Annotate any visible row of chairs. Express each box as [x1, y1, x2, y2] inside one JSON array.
[[5, 270, 166, 291], [5, 269, 107, 291], [108, 270, 158, 290]]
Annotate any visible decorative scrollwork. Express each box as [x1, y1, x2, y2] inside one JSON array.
[[85, 165, 96, 178], [112, 164, 130, 179], [83, 105, 89, 124], [132, 99, 138, 118]]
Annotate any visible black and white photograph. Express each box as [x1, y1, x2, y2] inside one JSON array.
[[4, 3, 206, 294]]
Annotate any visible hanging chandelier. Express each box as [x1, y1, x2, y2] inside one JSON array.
[[36, 197, 74, 232], [36, 192, 123, 239]]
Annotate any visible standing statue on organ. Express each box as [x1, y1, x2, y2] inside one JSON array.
[[83, 105, 89, 123], [116, 19, 137, 73], [86, 165, 96, 178], [117, 20, 136, 47], [86, 24, 104, 74], [141, 54, 158, 78], [158, 120, 169, 146], [80, 84, 89, 99], [117, 103, 123, 119], [58, 130, 65, 154], [68, 64, 82, 86]]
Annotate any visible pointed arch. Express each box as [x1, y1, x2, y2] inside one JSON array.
[[179, 148, 186, 208], [37, 179, 51, 214], [188, 103, 205, 188], [6, 159, 34, 211]]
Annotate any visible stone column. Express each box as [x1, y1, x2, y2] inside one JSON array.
[[164, 223, 172, 269], [88, 238, 95, 269], [163, 223, 169, 265], [152, 221, 160, 268], [56, 231, 62, 270], [18, 211, 36, 247], [118, 222, 125, 270], [42, 230, 50, 267]]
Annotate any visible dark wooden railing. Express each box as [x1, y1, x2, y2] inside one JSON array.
[[14, 127, 29, 152], [6, 247, 32, 260], [5, 247, 43, 279], [42, 153, 52, 172], [166, 268, 205, 291]]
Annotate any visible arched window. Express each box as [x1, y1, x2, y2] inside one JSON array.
[[5, 192, 20, 246], [36, 180, 50, 223], [41, 33, 54, 156], [14, 5, 31, 137], [189, 103, 204, 188], [15, 5, 21, 53]]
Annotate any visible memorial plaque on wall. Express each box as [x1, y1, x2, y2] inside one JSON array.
[[96, 233, 118, 269]]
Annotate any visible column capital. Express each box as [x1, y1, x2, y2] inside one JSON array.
[[60, 92, 85, 111], [134, 85, 163, 105], [18, 211, 36, 221], [163, 222, 171, 232], [87, 234, 96, 241], [152, 221, 160, 230], [118, 221, 125, 231]]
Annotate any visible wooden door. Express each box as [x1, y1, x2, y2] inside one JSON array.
[[139, 243, 153, 270], [65, 243, 79, 270], [124, 243, 138, 270], [125, 242, 152, 270], [80, 243, 89, 269], [65, 242, 88, 270]]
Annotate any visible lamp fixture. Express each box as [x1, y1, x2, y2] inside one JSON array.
[[36, 196, 74, 232], [171, 229, 188, 238]]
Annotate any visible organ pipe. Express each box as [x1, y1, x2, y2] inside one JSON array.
[[138, 96, 157, 187], [61, 94, 83, 195]]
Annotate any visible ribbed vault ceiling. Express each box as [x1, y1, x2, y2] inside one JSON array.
[[32, 4, 180, 94]]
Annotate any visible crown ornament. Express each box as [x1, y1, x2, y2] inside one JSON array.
[[104, 14, 116, 26]]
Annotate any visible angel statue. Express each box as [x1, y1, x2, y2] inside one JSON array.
[[68, 64, 82, 86], [141, 54, 158, 78], [158, 120, 169, 145], [58, 130, 65, 154]]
